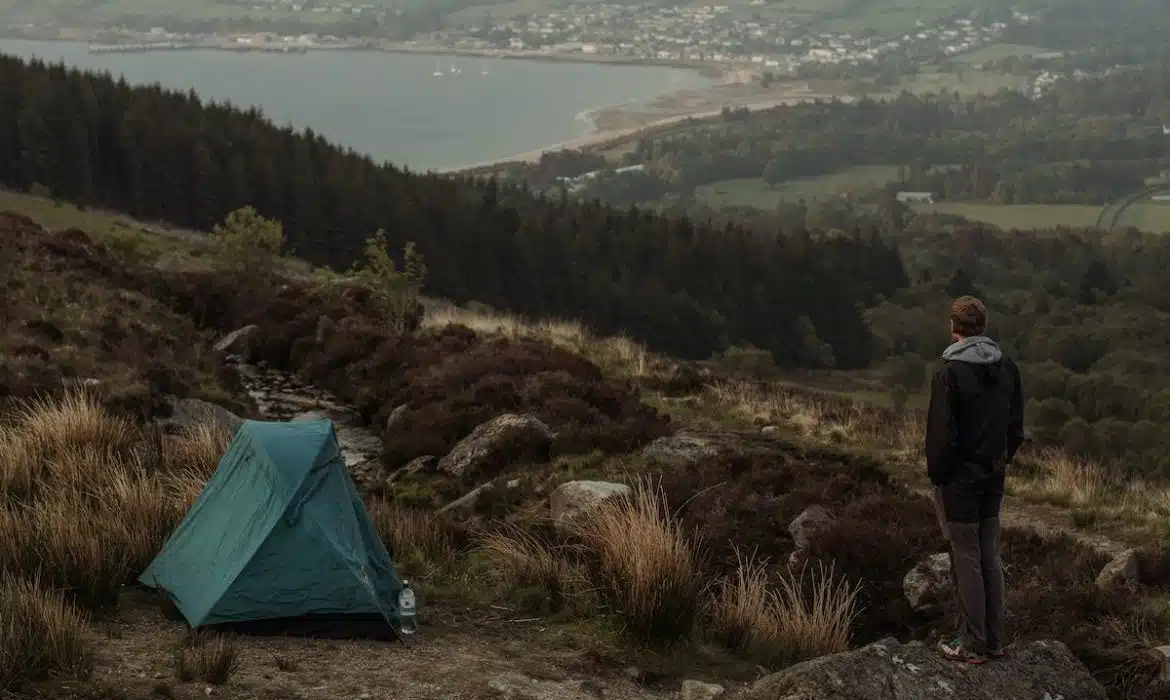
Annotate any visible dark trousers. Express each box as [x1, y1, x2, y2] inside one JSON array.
[[932, 472, 1006, 654]]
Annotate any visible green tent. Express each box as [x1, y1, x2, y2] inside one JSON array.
[[140, 418, 408, 638]]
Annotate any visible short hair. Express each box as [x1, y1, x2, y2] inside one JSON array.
[[950, 296, 987, 337]]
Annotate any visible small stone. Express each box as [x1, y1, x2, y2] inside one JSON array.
[[761, 425, 779, 436], [903, 552, 952, 611], [386, 455, 436, 484], [681, 679, 725, 700], [437, 481, 495, 514], [1096, 548, 1140, 591]]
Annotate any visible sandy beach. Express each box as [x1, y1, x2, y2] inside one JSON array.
[[443, 81, 849, 174]]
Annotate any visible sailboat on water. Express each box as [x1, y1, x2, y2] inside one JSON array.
[[433, 60, 443, 76]]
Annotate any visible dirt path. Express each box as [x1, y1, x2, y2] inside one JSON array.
[[228, 355, 384, 490], [91, 593, 675, 700], [997, 499, 1131, 558]]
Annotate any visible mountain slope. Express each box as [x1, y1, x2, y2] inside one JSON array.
[[0, 53, 908, 368]]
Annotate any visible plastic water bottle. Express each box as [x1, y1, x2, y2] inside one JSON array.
[[398, 581, 417, 635]]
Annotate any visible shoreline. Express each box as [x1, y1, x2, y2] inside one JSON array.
[[0, 31, 834, 176], [441, 92, 849, 174], [0, 30, 733, 79], [374, 44, 730, 79]]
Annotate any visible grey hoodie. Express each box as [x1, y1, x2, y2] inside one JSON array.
[[941, 335, 1003, 365]]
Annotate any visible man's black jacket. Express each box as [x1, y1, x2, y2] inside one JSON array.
[[925, 336, 1025, 487]]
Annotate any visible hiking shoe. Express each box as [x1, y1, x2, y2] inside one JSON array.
[[938, 637, 986, 665], [988, 648, 1007, 660]]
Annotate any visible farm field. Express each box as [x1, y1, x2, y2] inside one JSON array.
[[696, 166, 902, 209], [894, 69, 1029, 96], [955, 42, 1062, 64], [444, 0, 565, 25], [915, 202, 1104, 229], [714, 0, 971, 34], [1114, 199, 1170, 233]]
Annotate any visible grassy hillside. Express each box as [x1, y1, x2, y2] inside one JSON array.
[[3, 194, 1170, 699]]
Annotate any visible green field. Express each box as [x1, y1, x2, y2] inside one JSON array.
[[697, 167, 902, 209], [1115, 199, 1170, 233], [717, 0, 968, 34], [895, 70, 1029, 96], [444, 0, 566, 25], [915, 202, 1104, 229], [955, 43, 1060, 64]]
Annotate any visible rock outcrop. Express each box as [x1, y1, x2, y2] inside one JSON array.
[[158, 396, 243, 433], [642, 431, 724, 468], [733, 637, 1107, 700], [550, 480, 632, 529], [438, 413, 554, 479], [641, 429, 782, 469]]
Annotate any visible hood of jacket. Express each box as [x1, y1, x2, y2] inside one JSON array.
[[941, 335, 1003, 365]]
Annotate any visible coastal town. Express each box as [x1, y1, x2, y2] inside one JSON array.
[[3, 1, 1055, 75], [427, 4, 1037, 71]]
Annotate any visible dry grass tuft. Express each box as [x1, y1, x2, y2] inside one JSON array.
[[1008, 449, 1170, 529], [707, 553, 860, 665], [707, 547, 773, 650], [763, 561, 860, 664], [164, 423, 235, 477], [476, 525, 590, 609], [0, 390, 212, 611], [0, 574, 92, 691], [9, 390, 136, 457], [1019, 449, 1109, 507], [0, 498, 132, 611], [367, 499, 458, 575], [175, 631, 240, 685], [573, 476, 705, 641], [97, 469, 189, 574]]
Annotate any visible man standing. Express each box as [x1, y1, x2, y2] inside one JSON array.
[[925, 296, 1024, 665]]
